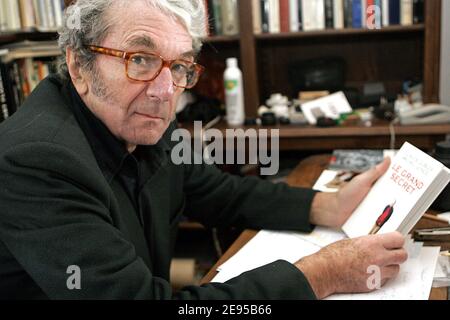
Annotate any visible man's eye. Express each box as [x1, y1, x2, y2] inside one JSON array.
[[131, 55, 148, 65], [172, 63, 189, 73]]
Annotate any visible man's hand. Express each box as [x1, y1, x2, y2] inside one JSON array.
[[310, 157, 391, 228], [295, 232, 408, 299]]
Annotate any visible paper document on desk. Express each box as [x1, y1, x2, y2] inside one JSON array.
[[327, 246, 440, 300], [212, 229, 440, 300], [213, 227, 345, 283]]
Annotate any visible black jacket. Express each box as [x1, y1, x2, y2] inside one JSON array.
[[0, 76, 317, 299]]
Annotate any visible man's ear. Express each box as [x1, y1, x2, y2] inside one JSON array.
[[66, 48, 88, 95]]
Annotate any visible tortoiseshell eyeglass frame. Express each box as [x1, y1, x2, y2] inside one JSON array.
[[87, 45, 204, 89]]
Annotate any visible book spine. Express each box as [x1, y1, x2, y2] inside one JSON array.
[[5, 0, 22, 31], [252, 0, 262, 34], [333, 0, 344, 29], [303, 0, 325, 31], [289, 0, 299, 31], [0, 62, 18, 115], [211, 0, 223, 35], [361, 0, 367, 28], [19, 0, 37, 30], [268, 0, 280, 33], [344, 0, 353, 28], [352, 0, 363, 29], [279, 0, 290, 33], [389, 0, 400, 25], [52, 0, 63, 28], [297, 0, 303, 31], [221, 0, 239, 35], [260, 0, 270, 33], [316, 0, 325, 30], [401, 0, 413, 26], [382, 0, 389, 26], [324, 0, 334, 29], [0, 68, 9, 122], [412, 0, 424, 24], [45, 0, 55, 28]]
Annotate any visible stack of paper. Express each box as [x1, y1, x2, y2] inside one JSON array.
[[212, 229, 441, 300]]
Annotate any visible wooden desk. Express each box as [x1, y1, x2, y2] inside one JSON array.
[[202, 155, 449, 300], [181, 121, 450, 151]]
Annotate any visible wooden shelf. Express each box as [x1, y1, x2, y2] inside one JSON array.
[[180, 120, 450, 151], [255, 24, 425, 41], [0, 31, 58, 45], [202, 35, 240, 44]]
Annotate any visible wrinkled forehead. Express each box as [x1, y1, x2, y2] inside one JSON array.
[[104, 1, 194, 58]]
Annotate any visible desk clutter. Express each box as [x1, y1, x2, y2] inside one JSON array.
[[211, 228, 447, 300], [254, 89, 450, 128], [211, 146, 450, 299]]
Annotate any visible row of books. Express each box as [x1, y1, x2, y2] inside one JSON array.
[[254, 0, 424, 33], [0, 42, 59, 122], [0, 0, 65, 32], [206, 0, 240, 36]]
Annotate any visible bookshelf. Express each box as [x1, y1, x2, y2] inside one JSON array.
[[0, 0, 443, 119], [195, 0, 442, 118]]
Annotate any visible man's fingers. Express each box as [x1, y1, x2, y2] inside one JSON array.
[[379, 231, 405, 249], [381, 265, 401, 280], [383, 248, 409, 265], [360, 157, 391, 183]]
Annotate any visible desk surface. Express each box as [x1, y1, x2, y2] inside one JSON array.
[[201, 155, 449, 300], [181, 121, 450, 151]]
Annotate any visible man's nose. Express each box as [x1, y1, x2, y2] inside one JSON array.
[[146, 67, 175, 101]]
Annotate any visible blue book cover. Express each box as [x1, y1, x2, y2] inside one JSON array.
[[389, 0, 401, 25], [352, 0, 362, 28]]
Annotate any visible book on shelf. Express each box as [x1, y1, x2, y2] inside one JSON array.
[[248, 0, 423, 34], [0, 41, 60, 117], [342, 142, 450, 238], [0, 0, 65, 33]]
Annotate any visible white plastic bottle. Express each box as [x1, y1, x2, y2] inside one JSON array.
[[224, 58, 245, 126]]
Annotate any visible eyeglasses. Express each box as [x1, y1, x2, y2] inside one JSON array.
[[87, 45, 204, 89]]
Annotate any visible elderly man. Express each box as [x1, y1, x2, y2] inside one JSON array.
[[0, 0, 407, 299]]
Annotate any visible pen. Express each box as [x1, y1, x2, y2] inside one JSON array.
[[370, 201, 396, 235]]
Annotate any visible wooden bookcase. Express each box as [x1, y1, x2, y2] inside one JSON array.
[[222, 0, 442, 118], [1, 0, 442, 119]]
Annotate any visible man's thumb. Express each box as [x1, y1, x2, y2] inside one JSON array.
[[368, 157, 391, 182]]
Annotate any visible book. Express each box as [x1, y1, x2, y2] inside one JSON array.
[[342, 142, 450, 238]]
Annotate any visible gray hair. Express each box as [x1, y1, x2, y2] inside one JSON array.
[[57, 0, 206, 80]]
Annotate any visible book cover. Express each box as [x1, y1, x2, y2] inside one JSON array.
[[343, 142, 450, 238]]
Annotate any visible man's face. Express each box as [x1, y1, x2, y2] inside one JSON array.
[[82, 1, 194, 149]]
